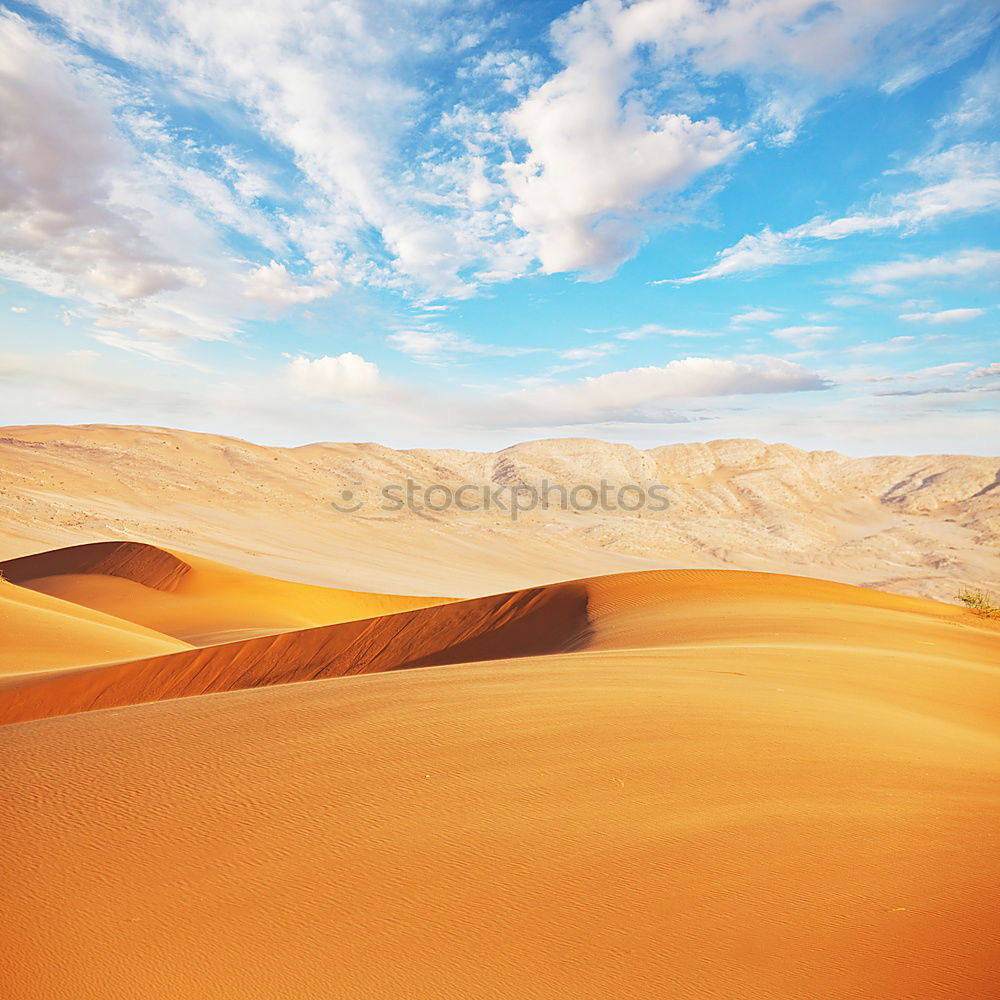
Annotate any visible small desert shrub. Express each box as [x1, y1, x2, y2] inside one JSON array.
[[957, 587, 1000, 617]]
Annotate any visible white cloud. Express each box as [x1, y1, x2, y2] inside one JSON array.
[[770, 325, 837, 348], [849, 336, 918, 357], [617, 324, 716, 341], [899, 307, 987, 324], [501, 0, 989, 279], [663, 228, 808, 284], [243, 261, 338, 307], [91, 330, 191, 364], [827, 294, 870, 308], [936, 48, 1000, 134], [388, 329, 480, 360], [673, 141, 1000, 283], [0, 12, 294, 360], [35, 0, 524, 299], [6, 0, 996, 311], [506, 99, 741, 278], [560, 342, 620, 362], [0, 16, 210, 306], [287, 353, 380, 397], [498, 355, 831, 425], [10, 306, 27, 314], [388, 327, 541, 362], [851, 249, 1000, 291], [731, 308, 781, 326]]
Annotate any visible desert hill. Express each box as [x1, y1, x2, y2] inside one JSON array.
[[1, 423, 998, 602], [1, 548, 998, 998], [2, 553, 994, 727], [1, 540, 449, 645], [0, 576, 191, 676]]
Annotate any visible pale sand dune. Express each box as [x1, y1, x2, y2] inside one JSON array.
[[1, 540, 451, 644], [0, 579, 191, 676], [1, 568, 998, 998]]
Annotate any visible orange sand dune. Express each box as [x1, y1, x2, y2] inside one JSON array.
[[0, 577, 591, 724], [1, 567, 996, 731], [1, 540, 451, 644], [0, 579, 191, 676], [1, 568, 998, 998]]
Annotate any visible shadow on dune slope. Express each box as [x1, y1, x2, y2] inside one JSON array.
[[2, 540, 191, 591], [0, 580, 592, 725], [3, 549, 995, 729]]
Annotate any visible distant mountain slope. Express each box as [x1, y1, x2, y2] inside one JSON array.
[[0, 424, 997, 601]]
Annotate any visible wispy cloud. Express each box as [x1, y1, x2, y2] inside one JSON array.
[[850, 248, 1000, 292], [670, 141, 1000, 283], [731, 308, 782, 326], [617, 324, 717, 341], [770, 325, 838, 349], [495, 355, 833, 426], [388, 328, 541, 362], [899, 307, 987, 324], [660, 229, 810, 285]]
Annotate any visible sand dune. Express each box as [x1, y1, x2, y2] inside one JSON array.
[[0, 573, 590, 724], [0, 577, 191, 676], [1, 423, 998, 600], [2, 540, 450, 645], [2, 563, 998, 998], [2, 563, 996, 730], [2, 430, 998, 998]]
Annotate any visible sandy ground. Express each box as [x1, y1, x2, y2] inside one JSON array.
[[2, 538, 999, 998]]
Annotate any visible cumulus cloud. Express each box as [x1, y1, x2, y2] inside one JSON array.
[[502, 0, 994, 280], [506, 95, 741, 277], [971, 362, 1000, 379], [898, 307, 986, 324], [287, 353, 380, 397], [502, 2, 750, 279], [243, 261, 338, 307], [34, 0, 525, 299], [0, 15, 209, 306], [497, 355, 831, 425], [6, 0, 996, 307]]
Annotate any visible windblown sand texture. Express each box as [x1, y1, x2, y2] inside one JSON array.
[[2, 521, 999, 997]]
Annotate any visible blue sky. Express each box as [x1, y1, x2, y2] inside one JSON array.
[[0, 0, 998, 454]]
